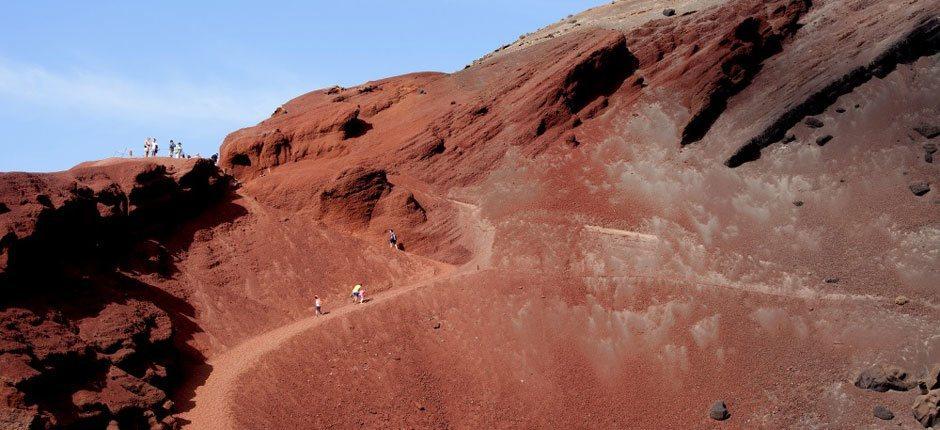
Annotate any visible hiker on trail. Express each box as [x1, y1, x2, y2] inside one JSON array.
[[169, 140, 177, 158], [351, 284, 364, 304], [210, 153, 219, 165], [143, 138, 152, 157], [388, 229, 398, 250], [314, 295, 323, 316], [152, 141, 159, 157], [176, 141, 184, 158]]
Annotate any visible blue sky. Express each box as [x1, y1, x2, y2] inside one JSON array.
[[0, 1, 603, 172]]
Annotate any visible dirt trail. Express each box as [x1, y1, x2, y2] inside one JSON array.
[[179, 262, 458, 430]]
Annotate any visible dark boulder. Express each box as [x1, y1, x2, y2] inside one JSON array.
[[663, 9, 676, 16], [855, 364, 917, 392], [709, 401, 730, 421], [805, 117, 824, 128], [873, 405, 894, 420], [816, 135, 833, 146], [910, 182, 930, 197]]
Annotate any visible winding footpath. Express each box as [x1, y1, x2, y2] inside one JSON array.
[[179, 265, 457, 429]]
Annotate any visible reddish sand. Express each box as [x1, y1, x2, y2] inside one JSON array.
[[2, 0, 939, 429]]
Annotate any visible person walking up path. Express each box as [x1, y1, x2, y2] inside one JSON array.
[[351, 284, 364, 304], [314, 296, 323, 316], [388, 229, 399, 250]]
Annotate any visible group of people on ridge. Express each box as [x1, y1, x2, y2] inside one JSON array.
[[143, 137, 185, 158], [313, 229, 400, 317]]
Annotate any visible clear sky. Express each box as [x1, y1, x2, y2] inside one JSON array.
[[0, 1, 604, 172]]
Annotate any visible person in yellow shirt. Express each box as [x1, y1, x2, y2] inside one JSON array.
[[351, 284, 363, 304]]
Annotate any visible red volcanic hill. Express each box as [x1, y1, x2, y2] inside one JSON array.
[[2, 1, 939, 429]]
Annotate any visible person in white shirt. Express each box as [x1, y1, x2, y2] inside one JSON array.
[[314, 295, 323, 316]]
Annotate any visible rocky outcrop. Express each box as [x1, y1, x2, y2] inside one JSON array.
[[913, 390, 939, 428], [679, 1, 809, 146], [726, 16, 940, 167], [855, 364, 918, 392], [318, 168, 392, 229], [0, 158, 233, 429]]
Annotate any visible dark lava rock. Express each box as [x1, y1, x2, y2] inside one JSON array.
[[805, 117, 824, 128], [709, 401, 730, 421], [663, 8, 676, 16], [913, 389, 939, 428], [824, 277, 839, 283], [873, 405, 894, 420], [835, 107, 846, 113], [36, 194, 53, 208], [910, 182, 931, 196], [793, 200, 804, 207], [433, 322, 442, 330], [927, 153, 934, 164], [816, 135, 833, 146], [914, 124, 940, 139], [925, 143, 938, 154], [782, 134, 796, 144], [855, 364, 917, 392], [0, 202, 9, 214]]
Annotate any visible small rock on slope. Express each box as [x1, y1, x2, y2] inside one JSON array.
[[816, 135, 833, 146], [909, 182, 930, 196], [873, 405, 894, 420], [709, 401, 730, 421], [805, 117, 824, 128], [663, 9, 676, 16]]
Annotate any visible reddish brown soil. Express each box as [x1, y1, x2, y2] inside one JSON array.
[[3, 0, 940, 429]]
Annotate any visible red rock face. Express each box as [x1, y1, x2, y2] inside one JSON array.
[[4, 0, 940, 429], [0, 158, 233, 428]]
